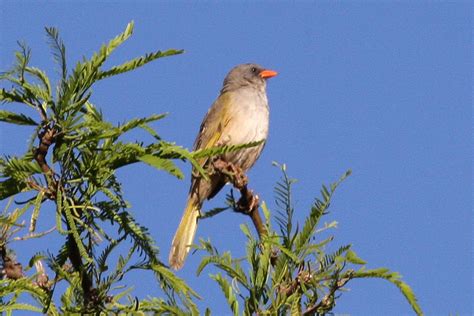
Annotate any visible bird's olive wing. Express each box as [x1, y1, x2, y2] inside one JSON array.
[[193, 93, 233, 151]]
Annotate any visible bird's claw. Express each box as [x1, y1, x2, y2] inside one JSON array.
[[212, 159, 248, 189], [212, 158, 258, 213], [237, 192, 259, 214]]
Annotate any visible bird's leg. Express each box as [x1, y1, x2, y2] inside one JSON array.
[[211, 158, 248, 189], [237, 186, 258, 214], [211, 158, 267, 238], [211, 158, 232, 177]]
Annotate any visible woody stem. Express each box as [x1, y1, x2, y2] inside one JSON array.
[[213, 158, 267, 238]]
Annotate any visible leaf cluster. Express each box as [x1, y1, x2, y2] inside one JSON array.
[[0, 21, 202, 314], [0, 22, 422, 315], [197, 164, 422, 315]]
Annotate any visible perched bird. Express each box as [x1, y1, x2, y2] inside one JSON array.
[[169, 63, 277, 270]]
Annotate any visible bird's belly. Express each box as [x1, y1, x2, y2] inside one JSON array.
[[221, 106, 269, 171]]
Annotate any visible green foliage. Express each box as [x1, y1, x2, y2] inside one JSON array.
[[353, 268, 423, 315], [0, 21, 198, 314], [0, 22, 422, 315], [0, 110, 38, 126], [197, 164, 422, 315]]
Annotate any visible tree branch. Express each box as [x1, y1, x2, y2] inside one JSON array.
[[33, 123, 94, 304], [212, 158, 267, 238], [34, 123, 57, 198], [302, 269, 354, 315], [0, 246, 24, 280]]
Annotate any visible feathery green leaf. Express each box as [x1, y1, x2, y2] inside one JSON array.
[[0, 178, 27, 200], [138, 154, 184, 179], [45, 26, 67, 83], [345, 249, 367, 265], [211, 273, 239, 316], [97, 49, 184, 80], [353, 268, 422, 315], [0, 110, 37, 125], [0, 88, 26, 104]]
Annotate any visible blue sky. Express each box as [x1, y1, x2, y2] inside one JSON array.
[[1, 1, 472, 315]]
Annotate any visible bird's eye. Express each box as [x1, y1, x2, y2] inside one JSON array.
[[251, 67, 257, 73]]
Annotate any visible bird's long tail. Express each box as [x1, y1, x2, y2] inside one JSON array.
[[169, 194, 201, 270]]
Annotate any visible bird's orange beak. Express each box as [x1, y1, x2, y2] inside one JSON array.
[[259, 69, 278, 79]]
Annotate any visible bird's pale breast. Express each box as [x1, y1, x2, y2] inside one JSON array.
[[221, 87, 269, 171]]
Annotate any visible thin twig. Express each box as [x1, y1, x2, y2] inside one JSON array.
[[13, 226, 56, 241], [33, 122, 94, 303], [302, 269, 354, 315], [34, 123, 58, 198]]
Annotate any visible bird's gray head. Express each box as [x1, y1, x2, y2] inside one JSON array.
[[221, 63, 277, 93]]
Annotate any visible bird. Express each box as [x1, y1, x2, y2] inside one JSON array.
[[168, 63, 277, 270]]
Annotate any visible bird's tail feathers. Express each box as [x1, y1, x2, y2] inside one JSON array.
[[169, 195, 201, 270]]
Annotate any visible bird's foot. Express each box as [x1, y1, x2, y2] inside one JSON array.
[[237, 192, 259, 214], [212, 158, 266, 237], [212, 159, 248, 189]]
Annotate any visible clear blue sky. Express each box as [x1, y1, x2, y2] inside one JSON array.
[[1, 1, 472, 315]]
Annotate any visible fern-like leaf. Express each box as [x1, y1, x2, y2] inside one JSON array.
[[97, 49, 184, 80], [138, 154, 184, 179], [272, 162, 297, 247], [0, 88, 25, 104], [0, 110, 37, 126], [211, 273, 239, 316], [45, 27, 67, 84], [25, 66, 52, 98], [319, 245, 351, 272], [353, 268, 422, 315], [191, 140, 264, 160]]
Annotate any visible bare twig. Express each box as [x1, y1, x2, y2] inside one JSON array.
[[0, 248, 24, 280], [26, 178, 55, 200], [277, 264, 310, 296], [34, 123, 58, 199], [13, 226, 56, 241], [302, 269, 354, 315]]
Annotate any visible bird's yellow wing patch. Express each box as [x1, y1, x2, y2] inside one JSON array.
[[193, 92, 234, 169]]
